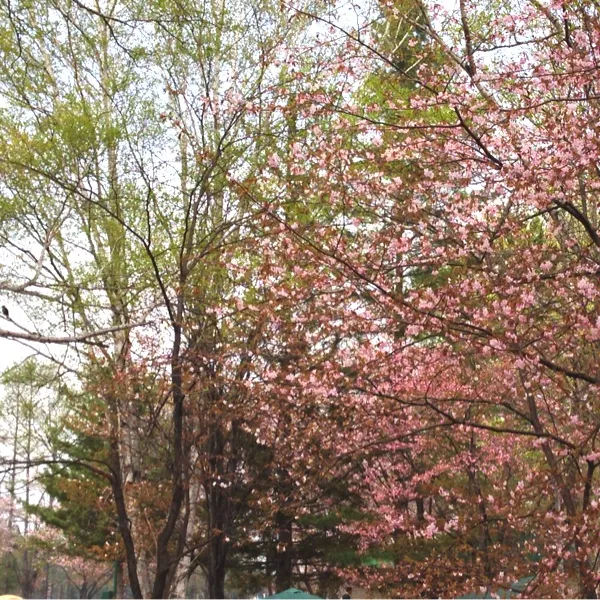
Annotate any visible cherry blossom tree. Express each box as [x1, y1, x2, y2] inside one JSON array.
[[256, 0, 600, 596]]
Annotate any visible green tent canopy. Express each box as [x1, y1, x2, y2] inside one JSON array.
[[264, 587, 323, 599]]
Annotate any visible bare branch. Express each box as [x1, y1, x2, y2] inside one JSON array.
[[0, 321, 150, 345]]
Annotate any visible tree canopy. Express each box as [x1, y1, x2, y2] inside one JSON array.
[[2, 0, 600, 598]]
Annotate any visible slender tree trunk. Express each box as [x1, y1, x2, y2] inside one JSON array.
[[172, 472, 200, 598], [108, 412, 143, 599], [416, 498, 425, 523], [21, 400, 39, 600], [21, 548, 34, 599], [151, 317, 186, 599], [274, 513, 293, 592], [205, 426, 230, 600], [207, 535, 227, 599], [5, 400, 19, 595]]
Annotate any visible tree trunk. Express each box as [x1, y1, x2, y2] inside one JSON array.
[[108, 426, 143, 599], [208, 535, 227, 600], [274, 513, 293, 592], [151, 321, 186, 600], [21, 548, 37, 599], [172, 472, 201, 598]]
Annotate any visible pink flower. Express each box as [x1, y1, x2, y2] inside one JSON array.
[[267, 153, 281, 168]]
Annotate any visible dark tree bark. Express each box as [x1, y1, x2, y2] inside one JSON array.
[[274, 513, 293, 593]]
